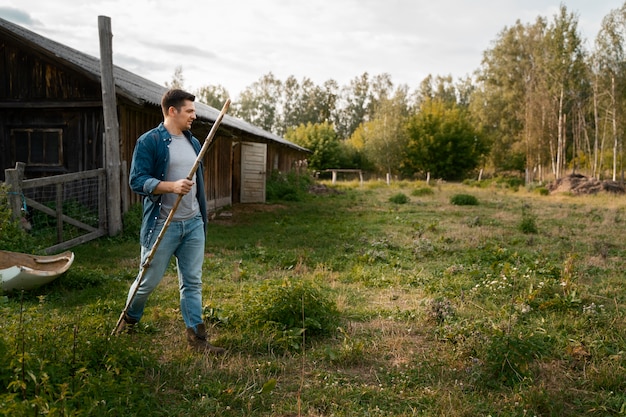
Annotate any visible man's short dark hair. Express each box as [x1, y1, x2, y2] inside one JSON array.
[[161, 89, 196, 115]]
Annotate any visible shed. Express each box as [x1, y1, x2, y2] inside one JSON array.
[[0, 16, 309, 213]]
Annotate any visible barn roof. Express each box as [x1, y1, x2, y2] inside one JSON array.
[[0, 16, 308, 153]]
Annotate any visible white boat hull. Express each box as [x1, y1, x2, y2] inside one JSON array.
[[1, 251, 75, 291]]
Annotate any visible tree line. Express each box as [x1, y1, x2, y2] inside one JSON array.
[[169, 3, 626, 182]]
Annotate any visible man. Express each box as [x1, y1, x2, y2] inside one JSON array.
[[118, 89, 224, 355]]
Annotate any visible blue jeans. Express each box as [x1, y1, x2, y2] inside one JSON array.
[[125, 214, 205, 330]]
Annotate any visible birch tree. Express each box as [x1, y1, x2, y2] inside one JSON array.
[[358, 86, 410, 177], [541, 5, 587, 179], [593, 3, 626, 180]]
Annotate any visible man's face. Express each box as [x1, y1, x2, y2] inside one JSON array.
[[170, 100, 196, 131]]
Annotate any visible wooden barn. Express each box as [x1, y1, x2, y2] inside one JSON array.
[[0, 16, 309, 217]]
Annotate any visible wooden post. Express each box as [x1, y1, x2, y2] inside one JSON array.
[[4, 162, 26, 220], [98, 16, 122, 236], [56, 183, 63, 243]]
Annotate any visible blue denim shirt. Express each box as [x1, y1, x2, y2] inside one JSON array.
[[129, 122, 208, 247]]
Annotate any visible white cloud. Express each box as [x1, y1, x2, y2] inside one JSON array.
[[0, 0, 621, 97]]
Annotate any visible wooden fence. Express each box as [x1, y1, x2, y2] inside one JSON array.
[[5, 162, 107, 254]]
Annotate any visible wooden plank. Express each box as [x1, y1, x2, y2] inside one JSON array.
[[24, 197, 98, 233], [21, 168, 105, 189], [43, 229, 107, 254]]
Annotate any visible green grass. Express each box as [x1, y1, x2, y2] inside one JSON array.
[[1, 181, 626, 416]]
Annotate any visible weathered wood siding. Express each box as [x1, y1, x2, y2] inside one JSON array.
[[267, 143, 306, 173], [204, 133, 233, 210], [117, 103, 162, 206], [0, 36, 104, 180], [0, 33, 232, 208]]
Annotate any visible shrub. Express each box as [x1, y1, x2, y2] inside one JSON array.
[[480, 328, 552, 386], [389, 193, 410, 204], [518, 216, 538, 234], [0, 184, 37, 252], [266, 170, 313, 202], [450, 193, 478, 206], [504, 176, 524, 190], [411, 187, 435, 197], [519, 203, 538, 234], [232, 278, 339, 350]]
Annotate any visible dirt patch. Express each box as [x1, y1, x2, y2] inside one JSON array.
[[209, 203, 288, 224], [547, 174, 625, 195]]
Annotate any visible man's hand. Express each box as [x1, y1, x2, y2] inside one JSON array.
[[155, 179, 194, 195], [171, 179, 194, 195]]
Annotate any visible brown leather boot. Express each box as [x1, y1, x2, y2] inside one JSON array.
[[114, 314, 137, 335], [186, 323, 226, 355]]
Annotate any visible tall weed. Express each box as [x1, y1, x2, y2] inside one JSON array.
[[0, 184, 37, 252]]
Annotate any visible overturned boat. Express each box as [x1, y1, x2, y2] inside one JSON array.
[[0, 250, 74, 291]]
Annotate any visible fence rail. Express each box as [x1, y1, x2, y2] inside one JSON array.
[[5, 162, 107, 254]]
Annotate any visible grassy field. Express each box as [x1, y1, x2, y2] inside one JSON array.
[[1, 179, 625, 416]]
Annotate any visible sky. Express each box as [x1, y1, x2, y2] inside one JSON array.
[[0, 0, 623, 99]]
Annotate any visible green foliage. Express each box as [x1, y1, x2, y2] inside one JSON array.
[[339, 138, 375, 171], [403, 98, 489, 180], [518, 216, 538, 234], [322, 327, 365, 365], [389, 192, 410, 204], [354, 91, 410, 176], [475, 176, 525, 191], [0, 184, 37, 252], [285, 122, 345, 171], [474, 7, 587, 179], [411, 186, 435, 196], [231, 73, 282, 133], [230, 278, 339, 351], [58, 265, 125, 290], [1, 181, 625, 415], [195, 84, 231, 109], [450, 193, 479, 205], [266, 170, 313, 202], [281, 77, 338, 137], [121, 203, 143, 240], [21, 199, 99, 249], [480, 328, 552, 386], [519, 204, 538, 234], [498, 151, 527, 173], [0, 294, 158, 416], [334, 72, 373, 140], [500, 176, 524, 190]]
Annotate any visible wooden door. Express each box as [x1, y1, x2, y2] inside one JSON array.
[[240, 142, 266, 203]]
